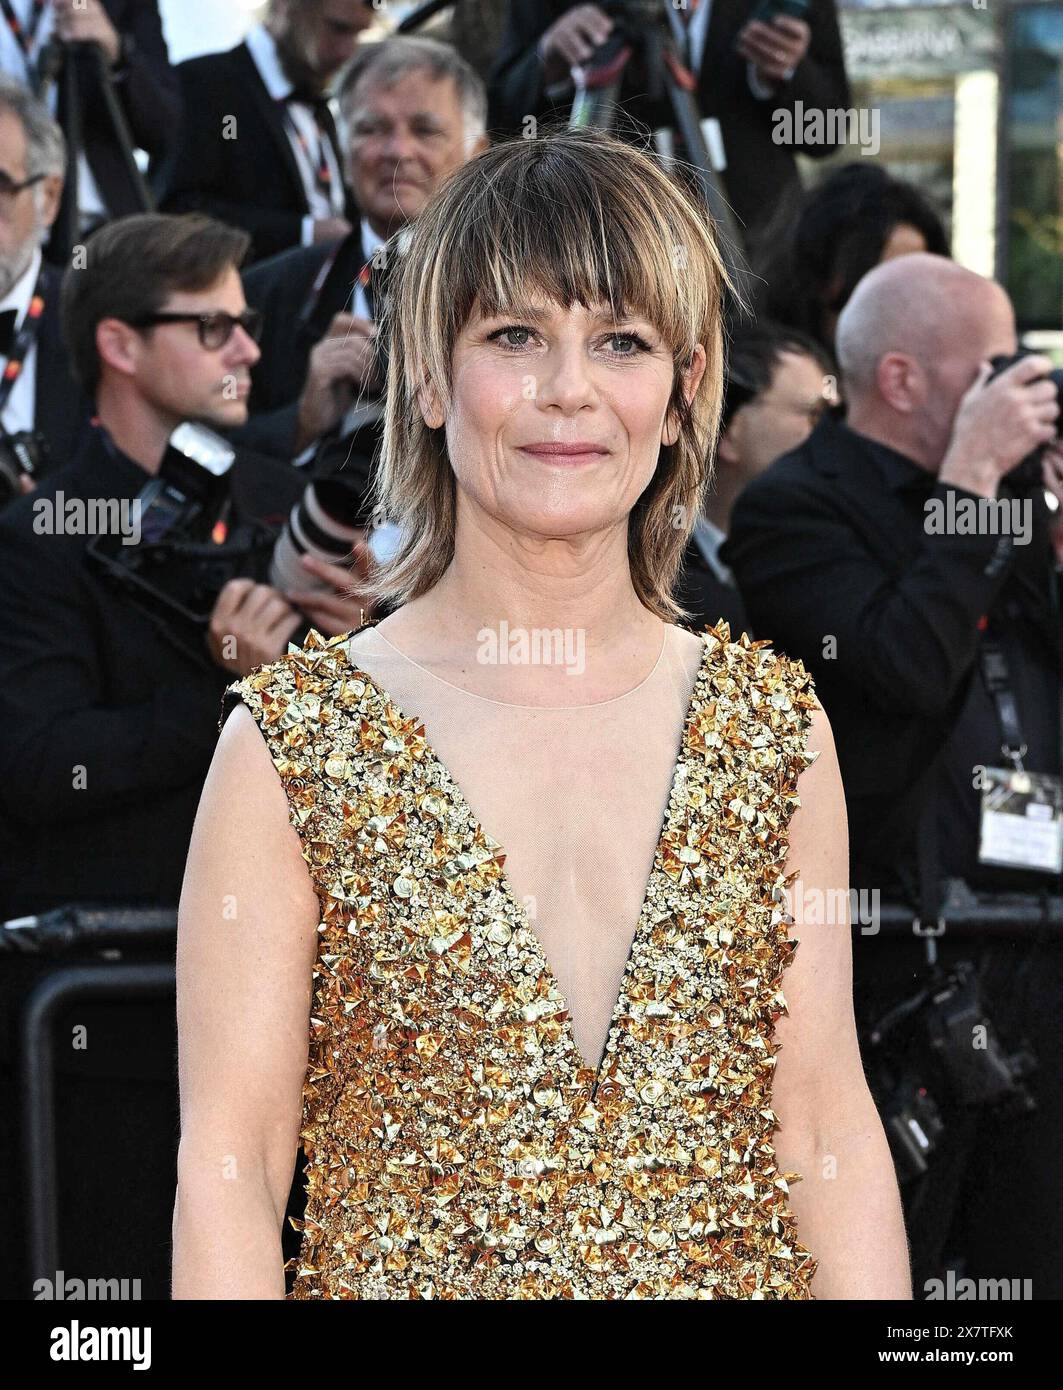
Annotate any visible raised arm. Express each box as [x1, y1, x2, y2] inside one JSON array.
[[770, 701, 912, 1299], [172, 702, 320, 1299]]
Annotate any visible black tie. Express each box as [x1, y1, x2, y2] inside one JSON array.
[[285, 88, 333, 124], [0, 307, 19, 357]]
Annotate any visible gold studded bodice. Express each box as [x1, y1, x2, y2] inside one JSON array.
[[220, 621, 821, 1299]]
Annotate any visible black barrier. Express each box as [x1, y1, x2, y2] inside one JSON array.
[[872, 880, 1063, 939], [2, 887, 1061, 1299], [19, 960, 175, 1291]]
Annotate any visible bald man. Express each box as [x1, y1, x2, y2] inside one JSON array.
[[721, 252, 1063, 1292]]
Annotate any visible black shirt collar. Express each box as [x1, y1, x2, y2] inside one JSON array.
[[86, 421, 157, 498], [837, 420, 937, 494]]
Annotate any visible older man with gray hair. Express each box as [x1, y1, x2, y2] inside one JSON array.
[[0, 76, 88, 504], [722, 250, 1063, 1294], [238, 34, 490, 462]]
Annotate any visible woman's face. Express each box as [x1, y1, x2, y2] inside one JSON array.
[[420, 296, 707, 542]]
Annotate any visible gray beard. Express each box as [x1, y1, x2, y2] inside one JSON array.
[[0, 236, 40, 302]]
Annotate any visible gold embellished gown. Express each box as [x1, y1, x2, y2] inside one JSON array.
[[219, 619, 821, 1299]]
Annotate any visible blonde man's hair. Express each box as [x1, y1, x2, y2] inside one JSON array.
[[356, 125, 730, 623]]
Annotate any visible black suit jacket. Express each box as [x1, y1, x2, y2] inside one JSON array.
[[30, 261, 92, 472], [0, 426, 309, 920], [54, 0, 180, 218], [238, 230, 374, 457], [487, 0, 850, 242], [156, 42, 358, 263], [673, 532, 750, 638], [720, 413, 1062, 887]]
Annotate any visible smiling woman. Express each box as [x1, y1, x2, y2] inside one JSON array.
[[173, 127, 911, 1301], [357, 124, 728, 621]]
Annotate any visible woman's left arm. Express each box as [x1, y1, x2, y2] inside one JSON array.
[[770, 700, 913, 1299]]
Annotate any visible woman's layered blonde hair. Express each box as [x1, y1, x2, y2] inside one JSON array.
[[356, 125, 730, 622]]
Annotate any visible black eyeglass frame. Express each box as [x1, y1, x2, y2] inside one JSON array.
[[127, 308, 265, 350], [0, 171, 48, 198]]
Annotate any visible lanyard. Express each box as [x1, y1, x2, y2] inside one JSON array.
[[0, 0, 48, 71], [280, 98, 336, 205], [0, 262, 46, 417], [300, 239, 375, 334], [979, 637, 1028, 771]]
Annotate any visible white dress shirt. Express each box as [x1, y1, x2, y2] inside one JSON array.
[[0, 0, 107, 222], [0, 245, 43, 437], [351, 215, 384, 322], [244, 22, 347, 248], [692, 510, 736, 588]]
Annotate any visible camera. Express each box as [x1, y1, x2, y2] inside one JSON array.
[[0, 429, 50, 508], [987, 349, 1063, 491], [269, 405, 382, 596], [85, 423, 279, 649], [865, 960, 1037, 1182]]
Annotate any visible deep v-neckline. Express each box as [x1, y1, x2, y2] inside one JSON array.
[[343, 625, 713, 1091]]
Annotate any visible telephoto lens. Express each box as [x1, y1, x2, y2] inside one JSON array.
[[269, 473, 372, 596]]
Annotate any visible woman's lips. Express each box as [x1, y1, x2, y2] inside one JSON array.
[[517, 443, 610, 463]]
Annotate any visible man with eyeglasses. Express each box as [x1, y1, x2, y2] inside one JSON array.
[[0, 77, 88, 502], [157, 0, 375, 264], [0, 212, 368, 923]]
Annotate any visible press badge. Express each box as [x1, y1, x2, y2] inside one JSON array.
[[978, 767, 1063, 873]]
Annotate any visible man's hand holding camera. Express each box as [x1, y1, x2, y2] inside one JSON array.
[[52, 0, 122, 68], [536, 5, 614, 84], [736, 16, 811, 85], [206, 543, 375, 677], [206, 578, 303, 677], [294, 311, 380, 454], [285, 544, 375, 635], [940, 355, 1060, 499]]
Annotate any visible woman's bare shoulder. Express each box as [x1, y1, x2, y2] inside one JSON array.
[[186, 700, 319, 926]]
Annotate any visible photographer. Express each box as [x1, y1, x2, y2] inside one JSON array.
[[0, 78, 89, 504], [0, 213, 364, 921], [722, 252, 1063, 1291], [487, 0, 850, 249], [1, 0, 180, 228]]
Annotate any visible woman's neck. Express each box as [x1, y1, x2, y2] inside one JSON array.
[[376, 514, 667, 700]]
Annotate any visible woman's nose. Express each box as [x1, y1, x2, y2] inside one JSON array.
[[535, 345, 598, 410]]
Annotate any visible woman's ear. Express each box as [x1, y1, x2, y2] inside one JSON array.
[[662, 343, 708, 447], [417, 376, 445, 430]]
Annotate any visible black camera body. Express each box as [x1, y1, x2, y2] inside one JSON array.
[[85, 424, 277, 645], [866, 960, 1037, 1182], [988, 349, 1063, 491], [0, 429, 50, 507]]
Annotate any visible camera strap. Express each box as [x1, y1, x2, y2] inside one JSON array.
[[0, 261, 46, 417], [0, 0, 48, 73], [979, 635, 1027, 770]]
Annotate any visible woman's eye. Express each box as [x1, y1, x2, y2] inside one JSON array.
[[486, 325, 652, 355], [488, 325, 536, 351], [605, 332, 652, 356]]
